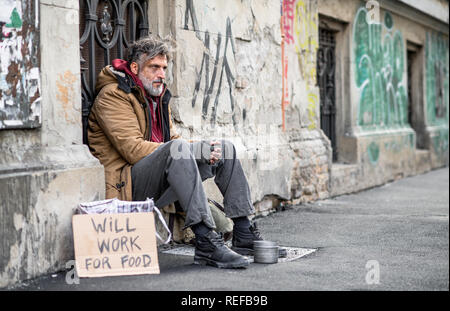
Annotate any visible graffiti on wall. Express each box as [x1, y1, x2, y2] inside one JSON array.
[[425, 32, 449, 126], [353, 8, 407, 128], [432, 128, 449, 155], [281, 0, 292, 130], [283, 0, 318, 129], [367, 141, 380, 165], [0, 0, 41, 129], [284, 0, 318, 82], [367, 134, 415, 166], [184, 0, 237, 127], [294, 0, 319, 85]]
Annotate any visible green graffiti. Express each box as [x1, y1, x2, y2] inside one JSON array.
[[384, 12, 393, 30], [5, 8, 22, 29], [426, 32, 449, 126], [381, 136, 413, 154], [353, 7, 407, 128], [367, 142, 380, 165], [389, 140, 402, 153]]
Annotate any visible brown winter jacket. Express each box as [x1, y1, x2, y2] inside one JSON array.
[[87, 65, 180, 201]]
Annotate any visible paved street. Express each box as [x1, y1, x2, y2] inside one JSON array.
[[8, 167, 449, 291]]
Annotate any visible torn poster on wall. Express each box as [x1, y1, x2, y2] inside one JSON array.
[[0, 0, 41, 129]]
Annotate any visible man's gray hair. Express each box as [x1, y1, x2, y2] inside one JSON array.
[[127, 35, 173, 67]]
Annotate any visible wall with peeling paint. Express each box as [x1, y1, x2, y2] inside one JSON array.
[[165, 0, 331, 210], [349, 6, 418, 185], [425, 31, 449, 168], [155, 0, 448, 208], [0, 0, 105, 288], [0, 0, 41, 129], [318, 0, 448, 196], [0, 0, 448, 288]]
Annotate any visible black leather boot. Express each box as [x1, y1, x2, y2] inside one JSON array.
[[194, 231, 250, 268], [231, 222, 264, 256], [232, 223, 288, 258]]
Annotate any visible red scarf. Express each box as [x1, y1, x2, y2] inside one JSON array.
[[111, 59, 163, 143]]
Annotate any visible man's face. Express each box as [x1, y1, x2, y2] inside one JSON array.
[[132, 54, 168, 96]]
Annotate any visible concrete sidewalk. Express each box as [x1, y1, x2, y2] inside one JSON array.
[[6, 167, 449, 291]]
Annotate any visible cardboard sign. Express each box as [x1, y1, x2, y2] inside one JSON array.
[[72, 212, 159, 277]]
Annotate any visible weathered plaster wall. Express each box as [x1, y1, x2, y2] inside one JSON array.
[[350, 6, 418, 178], [0, 0, 105, 288], [168, 0, 330, 210], [1, 0, 447, 288], [0, 0, 41, 129], [282, 0, 331, 203], [425, 31, 449, 167], [319, 0, 448, 197], [399, 0, 449, 24], [353, 8, 408, 129], [350, 4, 448, 172], [426, 33, 449, 126], [0, 168, 103, 287]]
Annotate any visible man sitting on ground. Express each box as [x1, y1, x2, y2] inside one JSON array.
[[87, 35, 264, 268]]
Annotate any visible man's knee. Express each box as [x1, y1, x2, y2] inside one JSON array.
[[221, 139, 236, 160]]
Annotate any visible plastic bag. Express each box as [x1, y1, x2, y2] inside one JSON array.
[[77, 197, 172, 244]]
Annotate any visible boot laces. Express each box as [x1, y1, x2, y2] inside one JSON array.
[[209, 232, 225, 247], [249, 223, 263, 240]]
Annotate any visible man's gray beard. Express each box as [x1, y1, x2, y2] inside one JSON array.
[[139, 74, 163, 96]]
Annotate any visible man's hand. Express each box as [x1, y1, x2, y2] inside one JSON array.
[[209, 140, 222, 165]]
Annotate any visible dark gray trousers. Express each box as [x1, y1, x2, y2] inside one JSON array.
[[131, 139, 255, 229]]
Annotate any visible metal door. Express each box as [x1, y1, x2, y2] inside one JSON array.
[[317, 27, 337, 161], [79, 0, 149, 144]]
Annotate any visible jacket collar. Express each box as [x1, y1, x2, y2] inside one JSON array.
[[108, 65, 171, 105]]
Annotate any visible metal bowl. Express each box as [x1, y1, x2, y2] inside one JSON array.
[[253, 241, 279, 264]]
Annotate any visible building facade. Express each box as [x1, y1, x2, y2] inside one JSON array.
[[0, 0, 448, 287]]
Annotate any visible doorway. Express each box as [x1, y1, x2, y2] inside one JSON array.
[[317, 27, 337, 161]]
